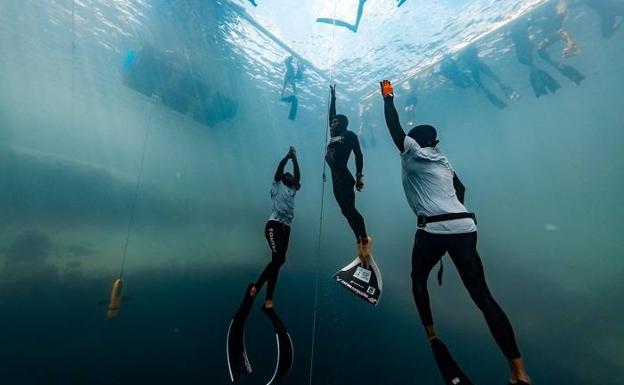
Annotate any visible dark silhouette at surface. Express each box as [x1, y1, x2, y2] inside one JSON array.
[[280, 56, 304, 121], [437, 46, 517, 109], [575, 0, 624, 38], [317, 0, 367, 33], [121, 45, 238, 126]]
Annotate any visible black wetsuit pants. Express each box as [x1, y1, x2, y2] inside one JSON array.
[[255, 220, 290, 301], [332, 174, 367, 241], [411, 230, 521, 359]]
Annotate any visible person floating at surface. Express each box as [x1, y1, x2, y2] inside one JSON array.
[[379, 79, 532, 385], [280, 57, 304, 121], [532, 0, 586, 85], [317, 0, 367, 33], [397, 0, 408, 7], [249, 147, 301, 309], [536, 0, 580, 57], [437, 47, 516, 110], [458, 45, 519, 108], [281, 56, 303, 97], [509, 18, 561, 98], [437, 57, 472, 89], [574, 0, 624, 38], [248, 0, 257, 7], [327, 84, 371, 266]]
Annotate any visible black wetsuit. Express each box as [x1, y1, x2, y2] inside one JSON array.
[[383, 95, 521, 360], [255, 220, 290, 301], [326, 97, 367, 242]]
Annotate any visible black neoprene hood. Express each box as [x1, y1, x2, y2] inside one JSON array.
[[335, 114, 349, 130], [408, 124, 437, 147]]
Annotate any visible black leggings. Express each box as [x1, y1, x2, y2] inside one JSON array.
[[411, 230, 521, 359], [332, 175, 367, 241], [255, 221, 290, 301]]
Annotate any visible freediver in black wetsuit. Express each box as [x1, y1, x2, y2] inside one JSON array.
[[327, 84, 371, 265]]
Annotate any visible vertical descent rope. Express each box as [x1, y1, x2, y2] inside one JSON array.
[[118, 98, 156, 278], [309, 2, 338, 384]]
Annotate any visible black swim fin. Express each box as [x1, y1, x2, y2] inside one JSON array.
[[226, 284, 256, 382], [529, 68, 560, 97], [261, 306, 294, 385], [557, 64, 585, 85], [431, 338, 474, 385]]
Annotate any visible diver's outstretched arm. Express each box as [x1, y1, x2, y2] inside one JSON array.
[[349, 132, 364, 177], [329, 84, 336, 124], [380, 80, 406, 153], [290, 147, 301, 187], [274, 154, 289, 182]]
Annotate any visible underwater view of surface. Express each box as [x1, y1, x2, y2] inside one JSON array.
[[1, 0, 623, 384]]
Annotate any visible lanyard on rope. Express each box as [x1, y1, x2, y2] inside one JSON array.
[[309, 2, 338, 383]]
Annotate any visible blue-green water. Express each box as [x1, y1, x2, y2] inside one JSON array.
[[0, 0, 623, 384]]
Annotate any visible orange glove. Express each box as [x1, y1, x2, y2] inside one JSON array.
[[380, 80, 394, 98]]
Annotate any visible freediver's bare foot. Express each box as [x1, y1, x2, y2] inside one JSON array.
[[263, 300, 274, 308], [250, 285, 257, 297], [361, 236, 372, 256], [508, 358, 531, 384]]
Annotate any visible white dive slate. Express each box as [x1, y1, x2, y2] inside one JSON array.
[[333, 255, 383, 305]]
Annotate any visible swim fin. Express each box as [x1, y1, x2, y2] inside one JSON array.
[[529, 68, 560, 98], [281, 95, 298, 121], [261, 306, 294, 385], [430, 338, 474, 385], [333, 254, 383, 305], [557, 64, 585, 85], [226, 283, 256, 382], [316, 18, 358, 33]]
